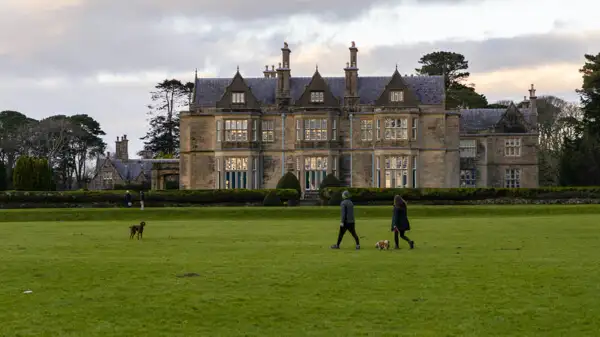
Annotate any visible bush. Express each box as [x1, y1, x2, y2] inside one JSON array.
[[13, 156, 54, 191], [276, 172, 302, 197], [0, 161, 6, 191], [0, 189, 299, 208], [319, 187, 600, 204], [320, 173, 341, 190], [263, 191, 283, 206], [327, 190, 343, 206]]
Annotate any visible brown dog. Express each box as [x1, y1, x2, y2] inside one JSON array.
[[375, 240, 390, 250], [129, 221, 146, 240]]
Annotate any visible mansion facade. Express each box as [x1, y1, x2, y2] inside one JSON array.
[[179, 42, 539, 193]]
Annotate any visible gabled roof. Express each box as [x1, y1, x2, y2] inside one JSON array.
[[294, 69, 340, 107], [194, 75, 444, 107], [93, 157, 153, 181], [460, 107, 533, 133]]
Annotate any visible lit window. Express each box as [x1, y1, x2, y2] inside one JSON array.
[[224, 120, 248, 142], [303, 119, 327, 141], [262, 120, 274, 142], [460, 169, 476, 187], [384, 156, 409, 188]]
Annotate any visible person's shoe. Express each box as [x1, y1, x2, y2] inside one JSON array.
[[355, 245, 360, 250], [409, 241, 415, 249], [330, 244, 340, 249], [394, 246, 400, 249]]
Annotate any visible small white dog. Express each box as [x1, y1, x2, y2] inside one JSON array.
[[375, 240, 390, 250]]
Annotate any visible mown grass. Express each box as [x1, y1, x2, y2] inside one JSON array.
[[3, 204, 600, 222], [1, 207, 600, 336]]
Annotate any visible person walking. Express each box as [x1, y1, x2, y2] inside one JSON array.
[[125, 190, 132, 208], [139, 190, 145, 210], [392, 195, 414, 249], [331, 191, 360, 250]]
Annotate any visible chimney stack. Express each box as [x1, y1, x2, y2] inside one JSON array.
[[115, 134, 129, 161], [344, 41, 359, 106], [528, 84, 538, 129], [276, 42, 291, 104]]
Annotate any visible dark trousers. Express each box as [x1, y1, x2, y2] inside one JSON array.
[[394, 229, 411, 247], [337, 222, 360, 246]]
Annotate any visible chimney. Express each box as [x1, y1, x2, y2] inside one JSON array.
[[528, 84, 538, 129], [344, 41, 359, 107], [276, 42, 291, 105], [115, 134, 129, 160], [263, 65, 270, 78], [106, 151, 110, 157]]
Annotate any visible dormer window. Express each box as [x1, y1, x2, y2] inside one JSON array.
[[390, 90, 404, 102], [232, 92, 245, 104], [310, 91, 324, 103]]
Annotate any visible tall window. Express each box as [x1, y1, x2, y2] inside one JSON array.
[[232, 92, 245, 104], [103, 171, 113, 189], [505, 168, 521, 188], [376, 119, 381, 140], [376, 157, 381, 187], [310, 91, 324, 103], [304, 157, 327, 191], [252, 120, 258, 141], [304, 119, 327, 141], [411, 118, 418, 140], [332, 156, 338, 177], [224, 120, 248, 142], [361, 120, 373, 141], [225, 157, 248, 189], [384, 156, 408, 188], [253, 158, 259, 189], [460, 169, 476, 187], [390, 90, 404, 102], [504, 138, 521, 157], [332, 120, 337, 140], [384, 118, 408, 140], [459, 140, 476, 158], [296, 157, 301, 180], [412, 156, 417, 187], [262, 120, 274, 142], [215, 158, 221, 189], [216, 120, 222, 142], [296, 119, 301, 141]]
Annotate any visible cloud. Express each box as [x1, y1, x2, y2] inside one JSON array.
[[0, 0, 597, 155]]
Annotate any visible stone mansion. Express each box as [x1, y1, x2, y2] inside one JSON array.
[[179, 42, 539, 193]]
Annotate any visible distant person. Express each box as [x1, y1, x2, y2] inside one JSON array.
[[139, 190, 145, 210], [391, 195, 414, 249], [331, 191, 360, 250], [125, 190, 132, 207]]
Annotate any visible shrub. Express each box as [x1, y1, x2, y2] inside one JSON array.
[[13, 156, 54, 191], [327, 190, 343, 206], [319, 187, 600, 204], [276, 172, 302, 197], [0, 161, 6, 191], [263, 191, 283, 206], [320, 174, 342, 190], [0, 188, 299, 208]]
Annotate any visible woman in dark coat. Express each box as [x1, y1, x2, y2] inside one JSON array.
[[391, 195, 415, 249]]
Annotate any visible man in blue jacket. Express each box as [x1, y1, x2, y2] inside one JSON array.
[[331, 191, 360, 250]]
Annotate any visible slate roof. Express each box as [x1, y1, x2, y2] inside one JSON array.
[[194, 75, 445, 107], [459, 108, 532, 133], [111, 159, 152, 180]]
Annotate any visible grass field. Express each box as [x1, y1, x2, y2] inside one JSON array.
[[2, 206, 600, 336]]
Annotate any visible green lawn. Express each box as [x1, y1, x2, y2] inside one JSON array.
[[2, 210, 600, 336]]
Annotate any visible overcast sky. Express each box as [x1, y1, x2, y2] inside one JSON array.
[[1, 0, 598, 156]]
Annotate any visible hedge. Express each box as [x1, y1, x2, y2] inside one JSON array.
[[0, 189, 299, 208], [320, 187, 600, 203], [3, 205, 600, 222]]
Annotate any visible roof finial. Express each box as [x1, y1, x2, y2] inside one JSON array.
[[236, 65, 239, 72], [194, 68, 198, 81], [351, 41, 356, 48], [316, 64, 318, 71], [395, 64, 398, 70]]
